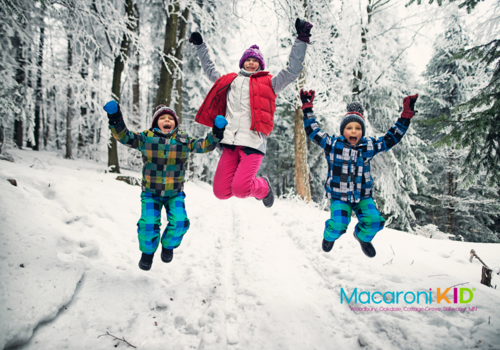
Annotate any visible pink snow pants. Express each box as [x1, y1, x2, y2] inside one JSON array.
[[213, 146, 269, 200]]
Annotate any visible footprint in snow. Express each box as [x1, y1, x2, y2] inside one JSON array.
[[57, 236, 101, 261]]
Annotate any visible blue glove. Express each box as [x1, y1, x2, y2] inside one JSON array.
[[214, 115, 228, 128], [213, 115, 227, 139], [103, 100, 118, 115]]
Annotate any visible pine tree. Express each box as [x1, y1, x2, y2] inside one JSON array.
[[413, 15, 499, 242]]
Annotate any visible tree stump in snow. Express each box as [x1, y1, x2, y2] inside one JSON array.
[[481, 266, 492, 287], [470, 249, 493, 287]]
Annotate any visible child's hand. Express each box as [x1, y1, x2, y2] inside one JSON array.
[[189, 32, 203, 45], [401, 94, 419, 119], [295, 18, 313, 43], [213, 115, 227, 139], [300, 89, 315, 110], [103, 100, 119, 115], [214, 115, 228, 129]]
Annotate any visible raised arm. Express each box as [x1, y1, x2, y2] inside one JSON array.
[[188, 115, 228, 153], [189, 32, 221, 83], [301, 89, 336, 151], [271, 19, 312, 94], [103, 101, 144, 149], [371, 94, 418, 156]]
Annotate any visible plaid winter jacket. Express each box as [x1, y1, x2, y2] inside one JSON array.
[[110, 119, 220, 197], [303, 109, 411, 203]]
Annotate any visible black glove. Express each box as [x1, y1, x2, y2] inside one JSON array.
[[295, 18, 313, 43], [300, 89, 315, 110], [213, 125, 225, 140], [189, 32, 203, 45], [103, 100, 123, 125]]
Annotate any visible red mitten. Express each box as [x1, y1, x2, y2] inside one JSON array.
[[401, 94, 418, 119], [300, 89, 315, 110]]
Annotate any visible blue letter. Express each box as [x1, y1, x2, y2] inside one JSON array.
[[372, 291, 383, 304], [341, 288, 357, 304], [359, 291, 370, 304]]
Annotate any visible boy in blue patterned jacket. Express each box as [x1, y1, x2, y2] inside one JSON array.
[[300, 90, 418, 258], [103, 101, 227, 270]]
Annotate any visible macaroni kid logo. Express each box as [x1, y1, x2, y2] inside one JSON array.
[[340, 287, 478, 312]]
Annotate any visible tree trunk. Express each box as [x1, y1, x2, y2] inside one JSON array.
[[294, 102, 312, 202], [131, 3, 141, 130], [13, 32, 25, 149], [78, 55, 89, 154], [108, 0, 135, 173], [352, 0, 372, 96], [155, 2, 180, 108], [294, 1, 312, 202], [66, 33, 73, 159], [33, 26, 44, 151], [447, 152, 455, 233], [173, 7, 190, 123]]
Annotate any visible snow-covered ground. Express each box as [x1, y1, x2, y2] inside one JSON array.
[[0, 149, 499, 350]]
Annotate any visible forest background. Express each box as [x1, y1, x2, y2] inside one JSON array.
[[1, 0, 499, 243]]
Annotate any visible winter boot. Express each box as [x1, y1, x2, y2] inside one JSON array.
[[261, 176, 274, 208], [353, 232, 376, 258], [161, 247, 174, 263], [138, 253, 154, 271], [322, 239, 335, 252]]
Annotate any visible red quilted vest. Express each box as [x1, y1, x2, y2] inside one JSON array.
[[195, 72, 277, 137]]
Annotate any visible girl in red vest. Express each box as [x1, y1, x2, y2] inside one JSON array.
[[189, 18, 313, 208]]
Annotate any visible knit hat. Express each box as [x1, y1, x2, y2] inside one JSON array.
[[239, 45, 265, 70], [152, 105, 179, 129], [340, 102, 366, 137]]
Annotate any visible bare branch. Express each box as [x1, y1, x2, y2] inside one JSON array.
[[98, 332, 136, 348]]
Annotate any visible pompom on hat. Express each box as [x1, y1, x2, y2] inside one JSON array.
[[340, 102, 366, 137], [152, 105, 179, 129], [239, 45, 265, 70]]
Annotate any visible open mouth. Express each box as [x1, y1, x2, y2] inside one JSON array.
[[349, 137, 358, 144], [161, 124, 173, 132]]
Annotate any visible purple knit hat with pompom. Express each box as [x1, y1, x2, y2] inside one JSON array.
[[239, 45, 265, 70]]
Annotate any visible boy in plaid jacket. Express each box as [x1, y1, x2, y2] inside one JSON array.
[[300, 90, 418, 258], [103, 101, 227, 270]]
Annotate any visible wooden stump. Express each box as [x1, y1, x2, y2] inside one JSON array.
[[481, 266, 492, 287]]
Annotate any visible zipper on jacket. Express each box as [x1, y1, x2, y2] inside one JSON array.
[[208, 82, 233, 110]]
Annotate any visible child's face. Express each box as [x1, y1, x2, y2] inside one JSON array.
[[343, 121, 362, 146], [158, 114, 176, 133], [243, 58, 260, 72]]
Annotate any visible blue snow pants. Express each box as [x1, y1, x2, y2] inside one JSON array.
[[324, 198, 385, 243], [137, 191, 190, 254]]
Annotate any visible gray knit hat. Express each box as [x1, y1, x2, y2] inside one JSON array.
[[340, 102, 366, 137]]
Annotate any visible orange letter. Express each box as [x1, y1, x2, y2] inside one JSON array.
[[437, 288, 451, 304]]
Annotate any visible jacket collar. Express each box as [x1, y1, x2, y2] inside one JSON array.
[[151, 126, 178, 137], [339, 135, 367, 148]]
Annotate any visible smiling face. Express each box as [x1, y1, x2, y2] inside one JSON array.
[[243, 58, 260, 72], [157, 114, 177, 133], [343, 121, 363, 146]]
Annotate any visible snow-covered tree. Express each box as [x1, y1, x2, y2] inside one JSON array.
[[413, 14, 499, 242]]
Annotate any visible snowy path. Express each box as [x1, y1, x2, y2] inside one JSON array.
[[0, 149, 499, 350]]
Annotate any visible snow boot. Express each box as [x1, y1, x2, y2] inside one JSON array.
[[261, 176, 274, 208], [161, 247, 174, 263], [322, 239, 335, 252], [138, 253, 154, 271], [353, 232, 376, 258]]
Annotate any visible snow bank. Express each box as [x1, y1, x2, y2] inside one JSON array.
[[0, 149, 499, 350]]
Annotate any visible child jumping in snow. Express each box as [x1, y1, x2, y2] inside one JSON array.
[[188, 18, 313, 208], [103, 101, 227, 270], [299, 89, 418, 257]]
